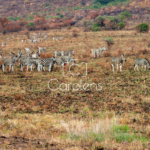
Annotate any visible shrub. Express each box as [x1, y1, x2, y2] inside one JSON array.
[[92, 23, 100, 31], [119, 22, 125, 29], [135, 23, 149, 33], [81, 2, 85, 5], [26, 22, 35, 27], [45, 3, 49, 7], [59, 14, 64, 18]]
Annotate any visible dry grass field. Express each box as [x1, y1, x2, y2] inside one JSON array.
[[0, 29, 150, 149]]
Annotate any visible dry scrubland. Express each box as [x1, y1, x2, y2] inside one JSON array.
[[1, 29, 150, 149]]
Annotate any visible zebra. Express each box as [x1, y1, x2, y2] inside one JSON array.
[[25, 46, 30, 53], [90, 49, 96, 58], [19, 57, 38, 71], [2, 54, 19, 72], [112, 54, 126, 72], [38, 46, 46, 54], [37, 58, 55, 72], [31, 51, 40, 59], [61, 56, 75, 66], [7, 38, 10, 41], [53, 37, 58, 41], [21, 39, 26, 43], [134, 58, 150, 71], [62, 50, 75, 56], [54, 51, 63, 57], [96, 47, 107, 58], [55, 57, 64, 67], [1, 43, 6, 47], [33, 39, 37, 43]]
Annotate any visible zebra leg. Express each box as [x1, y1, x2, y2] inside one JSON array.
[[120, 64, 122, 72], [117, 64, 118, 71], [9, 65, 11, 72], [145, 65, 146, 71], [112, 64, 114, 72], [27, 65, 28, 71], [142, 65, 143, 70], [12, 65, 14, 72], [137, 65, 139, 71], [2, 64, 5, 72], [30, 65, 32, 71], [134, 65, 136, 71]]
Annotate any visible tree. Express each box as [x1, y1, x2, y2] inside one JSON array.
[[119, 10, 132, 21]]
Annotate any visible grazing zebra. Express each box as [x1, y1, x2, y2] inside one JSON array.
[[91, 47, 107, 58], [54, 51, 63, 57], [55, 57, 64, 67], [2, 54, 19, 72], [61, 56, 75, 66], [37, 58, 55, 72], [134, 58, 150, 71], [111, 54, 126, 72], [25, 46, 30, 53], [19, 57, 38, 71], [96, 47, 107, 58], [62, 50, 75, 56]]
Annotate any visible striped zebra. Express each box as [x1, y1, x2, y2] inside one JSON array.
[[96, 47, 107, 58], [19, 57, 38, 71], [55, 57, 64, 67], [2, 54, 19, 72], [25, 46, 30, 53], [62, 50, 75, 56], [61, 56, 75, 66], [37, 58, 55, 72], [54, 51, 63, 57], [112, 54, 126, 72], [134, 58, 150, 71], [38, 46, 46, 54], [91, 47, 107, 58]]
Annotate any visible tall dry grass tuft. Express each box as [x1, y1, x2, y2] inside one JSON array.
[[116, 49, 124, 57], [98, 62, 110, 70], [138, 49, 148, 55], [102, 51, 112, 57], [71, 28, 79, 37], [40, 52, 53, 58]]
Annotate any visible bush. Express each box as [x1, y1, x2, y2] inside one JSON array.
[[92, 23, 100, 31], [59, 14, 64, 18], [136, 23, 149, 33], [119, 22, 125, 29], [26, 22, 35, 27]]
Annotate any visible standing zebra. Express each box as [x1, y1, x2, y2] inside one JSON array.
[[2, 54, 19, 72], [62, 50, 75, 56], [134, 58, 150, 71], [97, 47, 107, 58], [37, 58, 55, 72], [112, 54, 126, 72]]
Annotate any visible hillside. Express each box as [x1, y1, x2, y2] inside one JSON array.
[[0, 0, 150, 19]]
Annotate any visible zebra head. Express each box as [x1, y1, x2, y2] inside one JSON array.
[[120, 54, 126, 62]]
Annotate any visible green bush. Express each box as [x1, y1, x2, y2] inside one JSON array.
[[119, 22, 125, 29], [136, 23, 149, 33], [81, 2, 86, 5], [26, 22, 35, 27], [96, 16, 104, 26], [92, 23, 100, 31], [59, 14, 64, 18]]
